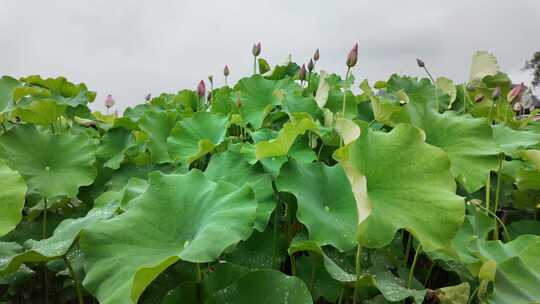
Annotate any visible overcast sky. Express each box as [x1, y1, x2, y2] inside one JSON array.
[[1, 0, 539, 112]]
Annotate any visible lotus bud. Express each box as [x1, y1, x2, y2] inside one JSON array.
[[492, 87, 500, 99], [416, 58, 425, 68], [197, 80, 206, 98], [252, 42, 261, 57], [207, 91, 212, 103], [223, 65, 230, 77], [299, 64, 307, 81], [145, 93, 152, 102], [507, 82, 525, 102], [313, 49, 320, 61], [346, 43, 358, 68], [512, 102, 523, 112], [474, 93, 484, 103], [208, 75, 213, 83], [105, 94, 115, 108], [307, 59, 314, 72]]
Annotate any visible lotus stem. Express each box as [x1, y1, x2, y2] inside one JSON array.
[[352, 244, 362, 304], [485, 174, 491, 211], [423, 262, 435, 287], [271, 207, 278, 269], [469, 202, 511, 241], [404, 232, 412, 266], [196, 263, 202, 282], [253, 56, 257, 75], [407, 244, 422, 289], [493, 154, 504, 240], [337, 287, 344, 304], [309, 261, 317, 295], [64, 256, 84, 304], [342, 67, 351, 118]]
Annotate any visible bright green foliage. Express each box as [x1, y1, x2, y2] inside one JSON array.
[[167, 112, 229, 164], [1, 51, 540, 304], [80, 170, 257, 304], [335, 123, 464, 251], [0, 161, 26, 236], [0, 124, 97, 198]]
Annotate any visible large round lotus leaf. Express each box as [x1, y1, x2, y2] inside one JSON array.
[[384, 75, 500, 193], [234, 75, 291, 129], [80, 170, 257, 304], [167, 112, 229, 164], [0, 125, 97, 198], [276, 161, 358, 252], [138, 110, 176, 164], [96, 127, 136, 169], [0, 76, 20, 117], [12, 99, 67, 125], [0, 161, 27, 236], [491, 124, 540, 156], [205, 151, 276, 231], [205, 269, 313, 304], [335, 123, 464, 251], [17, 75, 96, 107], [0, 202, 117, 276], [419, 111, 500, 193]]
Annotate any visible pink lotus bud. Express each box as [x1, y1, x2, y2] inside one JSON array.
[[474, 93, 484, 103], [145, 93, 152, 101], [416, 58, 425, 68], [492, 87, 500, 99], [197, 80, 206, 98], [307, 59, 314, 72], [299, 64, 307, 81], [223, 65, 230, 77], [252, 42, 261, 56], [105, 94, 115, 108], [313, 49, 320, 61], [346, 43, 358, 68], [507, 82, 525, 102]]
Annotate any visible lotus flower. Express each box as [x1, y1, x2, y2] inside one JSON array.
[[307, 59, 314, 72], [507, 82, 526, 102], [299, 64, 307, 81], [223, 65, 230, 77], [313, 49, 320, 61], [105, 94, 115, 108], [346, 43, 358, 68], [252, 42, 261, 57], [197, 80, 206, 98]]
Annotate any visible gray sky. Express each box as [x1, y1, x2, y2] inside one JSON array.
[[1, 0, 539, 112]]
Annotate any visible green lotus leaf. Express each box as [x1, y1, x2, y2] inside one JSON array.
[[0, 76, 21, 120], [205, 269, 313, 304], [384, 76, 499, 192], [492, 124, 540, 156], [167, 112, 229, 164], [436, 77, 457, 109], [80, 170, 257, 304], [0, 161, 27, 236], [96, 127, 136, 169], [335, 123, 464, 251], [277, 161, 358, 251], [139, 110, 177, 164], [358, 269, 426, 304], [0, 125, 97, 198], [295, 254, 343, 302], [12, 99, 67, 125], [234, 75, 291, 129], [255, 116, 318, 160], [508, 220, 540, 239], [469, 51, 499, 83], [0, 203, 117, 276], [436, 282, 470, 304], [205, 151, 276, 231], [17, 75, 96, 107]]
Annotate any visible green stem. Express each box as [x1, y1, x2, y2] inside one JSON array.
[[471, 203, 512, 241], [352, 244, 362, 304], [488, 101, 496, 123], [307, 71, 312, 92], [290, 253, 296, 276], [309, 261, 317, 296], [423, 66, 438, 112], [341, 67, 351, 118], [468, 287, 479, 304], [404, 233, 412, 266], [463, 85, 468, 114], [43, 197, 48, 239], [196, 263, 202, 282], [271, 208, 278, 269], [407, 244, 422, 289], [63, 256, 84, 304], [337, 287, 345, 304], [42, 264, 49, 304], [485, 174, 491, 212], [423, 262, 435, 287], [253, 56, 257, 75], [493, 154, 504, 240]]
